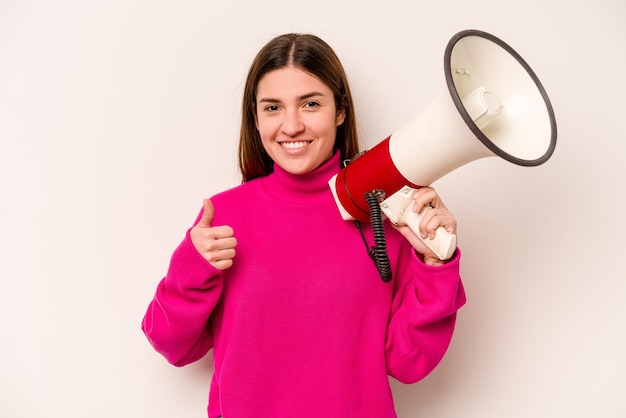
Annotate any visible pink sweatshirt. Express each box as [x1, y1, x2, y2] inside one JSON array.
[[142, 152, 466, 417]]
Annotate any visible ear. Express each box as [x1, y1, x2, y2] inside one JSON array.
[[336, 107, 346, 127]]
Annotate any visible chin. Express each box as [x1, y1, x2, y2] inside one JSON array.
[[284, 165, 314, 175]]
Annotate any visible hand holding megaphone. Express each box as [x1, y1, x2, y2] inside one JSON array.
[[381, 186, 457, 261]]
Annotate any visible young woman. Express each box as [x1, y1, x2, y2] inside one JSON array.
[[142, 33, 466, 417]]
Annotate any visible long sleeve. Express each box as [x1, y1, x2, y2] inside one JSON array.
[[141, 229, 224, 367], [142, 153, 468, 417], [385, 246, 466, 384]]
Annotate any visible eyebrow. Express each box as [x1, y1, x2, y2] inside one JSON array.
[[258, 91, 326, 104]]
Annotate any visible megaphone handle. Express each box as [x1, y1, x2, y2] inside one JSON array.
[[404, 209, 457, 261]]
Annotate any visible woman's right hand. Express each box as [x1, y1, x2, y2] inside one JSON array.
[[190, 199, 237, 270]]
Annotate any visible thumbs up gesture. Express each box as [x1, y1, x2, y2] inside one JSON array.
[[190, 199, 237, 270]]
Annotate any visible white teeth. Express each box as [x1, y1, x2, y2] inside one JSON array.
[[281, 141, 311, 149]]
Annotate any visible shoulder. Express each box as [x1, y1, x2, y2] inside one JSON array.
[[204, 177, 265, 224], [210, 177, 264, 205]]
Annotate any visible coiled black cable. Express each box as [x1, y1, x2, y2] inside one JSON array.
[[364, 190, 392, 282]]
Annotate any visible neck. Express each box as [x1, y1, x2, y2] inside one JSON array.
[[263, 151, 341, 200]]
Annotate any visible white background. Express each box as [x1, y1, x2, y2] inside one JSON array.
[[1, 0, 625, 417]]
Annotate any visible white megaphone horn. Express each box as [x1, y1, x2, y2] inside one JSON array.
[[328, 29, 557, 276]]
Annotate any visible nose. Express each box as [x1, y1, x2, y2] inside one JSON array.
[[281, 109, 305, 137]]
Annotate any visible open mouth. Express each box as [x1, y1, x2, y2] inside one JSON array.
[[279, 140, 313, 149]]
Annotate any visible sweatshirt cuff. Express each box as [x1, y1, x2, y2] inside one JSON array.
[[412, 247, 461, 273], [165, 228, 223, 290]]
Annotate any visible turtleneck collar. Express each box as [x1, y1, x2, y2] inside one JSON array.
[[260, 151, 342, 201]]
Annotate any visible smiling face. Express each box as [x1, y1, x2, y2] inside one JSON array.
[[255, 66, 346, 175]]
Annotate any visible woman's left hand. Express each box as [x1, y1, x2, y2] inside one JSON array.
[[391, 187, 457, 266]]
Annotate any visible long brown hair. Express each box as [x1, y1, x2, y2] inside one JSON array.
[[238, 33, 360, 182]]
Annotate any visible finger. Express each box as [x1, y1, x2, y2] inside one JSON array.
[[419, 207, 436, 239], [197, 199, 215, 228], [206, 247, 237, 271], [421, 209, 457, 238], [412, 187, 446, 212], [204, 234, 237, 251], [411, 187, 435, 210], [206, 247, 237, 262], [211, 258, 235, 271]]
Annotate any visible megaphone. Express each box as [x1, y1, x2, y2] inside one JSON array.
[[328, 29, 557, 276]]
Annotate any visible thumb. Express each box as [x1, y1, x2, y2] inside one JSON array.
[[197, 199, 215, 228]]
